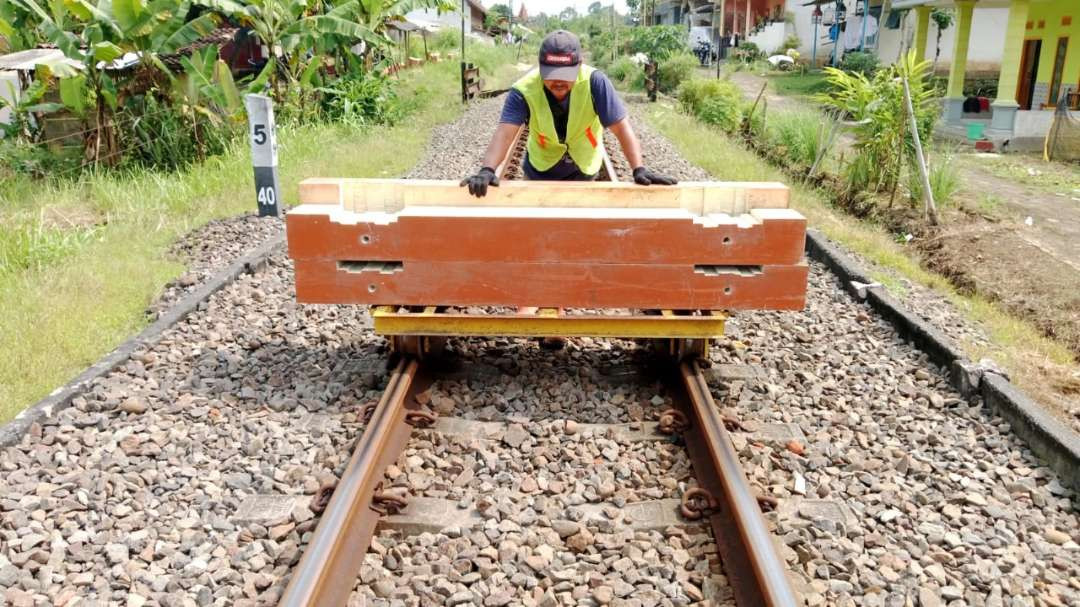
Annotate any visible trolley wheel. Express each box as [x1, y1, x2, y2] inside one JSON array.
[[390, 336, 446, 360]]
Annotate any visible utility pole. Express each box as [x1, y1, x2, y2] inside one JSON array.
[[612, 3, 617, 64], [460, 0, 466, 104], [714, 0, 723, 78]]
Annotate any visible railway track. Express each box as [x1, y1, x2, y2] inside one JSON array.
[[279, 127, 798, 605], [496, 125, 627, 183], [278, 346, 799, 606]]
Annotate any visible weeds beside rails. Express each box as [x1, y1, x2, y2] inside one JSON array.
[[677, 58, 960, 229]]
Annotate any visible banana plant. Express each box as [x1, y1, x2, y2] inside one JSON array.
[[0, 1, 42, 51], [10, 0, 225, 163], [0, 79, 64, 140]]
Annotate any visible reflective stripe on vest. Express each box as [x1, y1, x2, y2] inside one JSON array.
[[511, 65, 604, 175]]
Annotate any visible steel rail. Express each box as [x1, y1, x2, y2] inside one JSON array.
[[279, 357, 429, 607], [675, 359, 799, 607]]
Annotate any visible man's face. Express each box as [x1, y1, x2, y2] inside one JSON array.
[[543, 79, 573, 101]]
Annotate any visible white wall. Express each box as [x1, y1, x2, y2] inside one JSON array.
[[1013, 109, 1056, 139], [783, 2, 1007, 70], [748, 21, 789, 55], [406, 7, 470, 30], [788, 2, 828, 60], [876, 7, 1008, 71]]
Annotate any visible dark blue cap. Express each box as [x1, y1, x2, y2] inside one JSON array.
[[539, 30, 582, 81]]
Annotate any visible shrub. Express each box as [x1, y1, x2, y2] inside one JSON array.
[[908, 148, 962, 207], [762, 110, 820, 169], [590, 25, 687, 67], [817, 51, 938, 198], [839, 51, 879, 76], [0, 138, 81, 179], [118, 93, 237, 171], [657, 52, 698, 93], [733, 42, 762, 62], [318, 71, 406, 127], [627, 25, 689, 61], [432, 28, 462, 51], [780, 34, 801, 53], [677, 78, 745, 132], [697, 96, 743, 132], [607, 56, 644, 90]]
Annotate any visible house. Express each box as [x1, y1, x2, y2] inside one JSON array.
[[875, 3, 1008, 70], [891, 0, 1078, 146], [406, 0, 488, 34], [646, 1, 790, 52]]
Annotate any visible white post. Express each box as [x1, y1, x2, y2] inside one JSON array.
[[902, 76, 937, 225], [244, 94, 282, 218]]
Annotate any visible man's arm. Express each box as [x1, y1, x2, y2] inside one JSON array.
[[461, 123, 519, 197], [607, 117, 643, 170], [608, 117, 677, 186], [480, 123, 523, 172], [463, 91, 530, 197]]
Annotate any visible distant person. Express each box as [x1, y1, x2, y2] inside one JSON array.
[[461, 30, 677, 196]]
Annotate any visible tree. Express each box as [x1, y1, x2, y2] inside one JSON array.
[[12, 0, 222, 163], [930, 8, 953, 73], [203, 0, 451, 95], [559, 7, 578, 21], [485, 3, 511, 31], [588, 2, 603, 15]]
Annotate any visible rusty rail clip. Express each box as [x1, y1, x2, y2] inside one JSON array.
[[371, 492, 409, 515], [722, 415, 747, 432], [680, 487, 718, 520], [658, 409, 690, 435], [404, 410, 437, 428], [755, 493, 779, 513], [358, 403, 378, 424], [310, 482, 336, 515]]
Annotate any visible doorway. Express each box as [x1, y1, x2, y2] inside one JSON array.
[[1017, 38, 1041, 110]]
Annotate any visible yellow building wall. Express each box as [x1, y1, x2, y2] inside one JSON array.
[[1026, 0, 1080, 106]]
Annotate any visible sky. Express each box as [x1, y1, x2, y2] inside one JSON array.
[[492, 1, 633, 17]]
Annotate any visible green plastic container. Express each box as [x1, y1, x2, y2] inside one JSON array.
[[967, 122, 986, 141]]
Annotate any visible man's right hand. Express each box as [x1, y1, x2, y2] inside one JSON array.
[[460, 167, 500, 198]]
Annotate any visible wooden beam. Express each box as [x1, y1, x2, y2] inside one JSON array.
[[286, 206, 806, 266], [298, 178, 790, 215], [293, 259, 809, 311]]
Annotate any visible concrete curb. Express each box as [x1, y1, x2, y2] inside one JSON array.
[[0, 232, 286, 448], [805, 229, 1080, 492], [981, 373, 1080, 491]]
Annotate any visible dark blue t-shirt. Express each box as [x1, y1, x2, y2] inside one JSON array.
[[499, 70, 627, 180]]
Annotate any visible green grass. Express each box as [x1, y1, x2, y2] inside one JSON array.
[[767, 71, 831, 98], [0, 54, 492, 422], [641, 101, 1077, 411]]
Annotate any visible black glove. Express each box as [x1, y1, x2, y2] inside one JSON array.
[[633, 166, 678, 186], [460, 166, 500, 197]]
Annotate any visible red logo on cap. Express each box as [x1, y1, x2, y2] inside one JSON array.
[[544, 53, 576, 65]]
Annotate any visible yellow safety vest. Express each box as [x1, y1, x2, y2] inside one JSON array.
[[512, 65, 604, 175]]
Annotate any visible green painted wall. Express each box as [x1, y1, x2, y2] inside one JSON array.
[[1027, 0, 1080, 105]]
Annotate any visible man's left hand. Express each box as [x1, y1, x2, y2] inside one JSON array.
[[633, 166, 678, 186]]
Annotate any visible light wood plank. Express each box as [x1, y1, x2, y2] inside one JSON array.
[[298, 178, 790, 214]]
